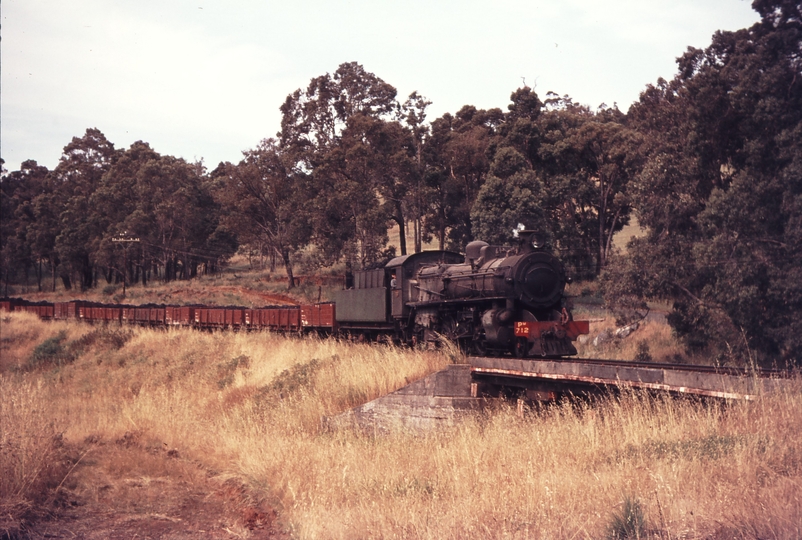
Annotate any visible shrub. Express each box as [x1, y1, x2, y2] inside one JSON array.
[[634, 340, 653, 363], [102, 284, 118, 296], [607, 496, 647, 539], [29, 331, 73, 368]]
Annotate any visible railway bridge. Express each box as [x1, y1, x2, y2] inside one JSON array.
[[328, 356, 792, 432]]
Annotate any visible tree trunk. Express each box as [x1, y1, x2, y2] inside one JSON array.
[[281, 249, 295, 290], [394, 206, 407, 256]]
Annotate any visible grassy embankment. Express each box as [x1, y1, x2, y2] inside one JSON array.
[[1, 311, 800, 539]]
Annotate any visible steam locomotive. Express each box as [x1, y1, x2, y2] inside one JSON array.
[[1, 230, 588, 358], [336, 229, 588, 357]]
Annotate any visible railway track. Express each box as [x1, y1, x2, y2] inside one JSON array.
[[545, 356, 790, 378]]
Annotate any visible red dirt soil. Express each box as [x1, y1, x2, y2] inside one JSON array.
[[8, 435, 286, 539]]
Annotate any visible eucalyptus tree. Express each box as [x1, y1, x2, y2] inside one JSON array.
[[213, 139, 311, 289], [91, 142, 227, 284], [52, 128, 120, 289], [0, 160, 52, 291], [422, 105, 503, 250], [469, 88, 638, 278], [279, 62, 421, 267], [606, 0, 802, 364]]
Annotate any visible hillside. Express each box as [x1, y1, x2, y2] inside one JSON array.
[[2, 312, 800, 538]]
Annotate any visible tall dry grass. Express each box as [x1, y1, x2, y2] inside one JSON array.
[[575, 316, 688, 363], [1, 312, 799, 538]]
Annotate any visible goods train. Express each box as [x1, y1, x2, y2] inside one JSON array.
[[1, 230, 588, 358]]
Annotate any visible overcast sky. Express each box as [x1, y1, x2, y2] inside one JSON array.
[[2, 0, 760, 172]]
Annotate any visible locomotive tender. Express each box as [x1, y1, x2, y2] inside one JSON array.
[[1, 230, 588, 358], [335, 229, 588, 357]]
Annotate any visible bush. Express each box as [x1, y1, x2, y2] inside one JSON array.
[[29, 331, 73, 368], [607, 496, 647, 539], [634, 341, 653, 363], [102, 284, 118, 296]]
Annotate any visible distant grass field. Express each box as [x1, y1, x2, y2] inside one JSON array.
[[2, 312, 800, 538], [613, 215, 647, 253]]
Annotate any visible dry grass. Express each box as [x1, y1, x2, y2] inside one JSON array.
[[575, 317, 687, 363], [1, 312, 800, 539]]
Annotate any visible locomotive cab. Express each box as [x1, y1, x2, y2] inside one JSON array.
[[385, 250, 463, 319]]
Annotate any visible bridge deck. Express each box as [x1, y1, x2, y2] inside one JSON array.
[[468, 356, 786, 400]]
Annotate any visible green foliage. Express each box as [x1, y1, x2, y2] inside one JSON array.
[[633, 341, 652, 363], [607, 496, 647, 540], [213, 140, 309, 288], [423, 105, 502, 251], [102, 284, 117, 296], [610, 4, 802, 365], [216, 354, 251, 389], [30, 331, 72, 367], [471, 170, 548, 246], [29, 327, 134, 370], [277, 62, 421, 268], [620, 435, 746, 463], [257, 358, 326, 402], [77, 327, 134, 351]]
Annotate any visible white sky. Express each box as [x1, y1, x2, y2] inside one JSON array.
[[2, 0, 760, 172]]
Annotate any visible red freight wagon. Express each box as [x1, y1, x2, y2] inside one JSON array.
[[55, 301, 84, 320], [225, 308, 245, 328], [21, 303, 54, 320], [134, 307, 151, 324], [279, 308, 290, 330], [266, 308, 278, 328], [149, 307, 165, 325], [0, 298, 23, 312], [122, 307, 136, 324], [197, 307, 227, 328], [95, 306, 111, 322], [87, 306, 103, 322], [261, 306, 300, 331], [194, 307, 206, 326], [165, 306, 178, 325], [284, 307, 301, 331], [166, 306, 195, 326], [301, 303, 336, 330], [249, 308, 269, 329], [211, 308, 227, 327], [179, 306, 196, 326], [104, 306, 123, 323], [198, 307, 224, 327]]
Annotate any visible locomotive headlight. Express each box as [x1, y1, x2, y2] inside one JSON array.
[[531, 234, 545, 250]]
